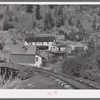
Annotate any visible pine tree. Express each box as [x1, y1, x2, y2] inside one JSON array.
[[87, 38, 95, 56], [36, 5, 42, 20], [80, 5, 83, 12], [2, 17, 9, 31], [92, 18, 97, 31], [26, 5, 33, 13], [44, 11, 54, 30], [58, 6, 63, 16], [55, 6, 65, 27], [77, 20, 82, 29], [5, 6, 13, 22], [68, 17, 73, 26], [49, 5, 55, 9], [33, 21, 36, 29]]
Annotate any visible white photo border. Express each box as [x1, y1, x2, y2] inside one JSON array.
[[0, 1, 100, 98]]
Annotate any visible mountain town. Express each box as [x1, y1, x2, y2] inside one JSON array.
[[0, 5, 100, 89]]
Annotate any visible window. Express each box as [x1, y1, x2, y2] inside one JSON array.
[[36, 57, 38, 62], [37, 42, 42, 44], [21, 46, 27, 52], [43, 42, 46, 45], [53, 47, 55, 49], [29, 42, 32, 45]]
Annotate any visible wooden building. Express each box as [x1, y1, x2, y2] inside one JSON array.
[[24, 36, 56, 51], [11, 45, 43, 67]]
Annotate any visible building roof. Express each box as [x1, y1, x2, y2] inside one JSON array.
[[39, 51, 49, 60], [57, 44, 66, 47], [11, 45, 36, 55], [25, 36, 55, 42], [74, 46, 84, 51], [67, 41, 82, 45]]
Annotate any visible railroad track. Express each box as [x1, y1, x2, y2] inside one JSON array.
[[31, 67, 100, 89], [0, 62, 99, 89]]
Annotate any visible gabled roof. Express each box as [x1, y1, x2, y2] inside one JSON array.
[[11, 45, 36, 55], [25, 36, 55, 42]]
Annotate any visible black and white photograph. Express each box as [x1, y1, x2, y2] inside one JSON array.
[[0, 3, 100, 90]]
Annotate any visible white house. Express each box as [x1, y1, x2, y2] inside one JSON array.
[[57, 44, 67, 52], [51, 46, 59, 51], [69, 43, 88, 51], [24, 36, 56, 51]]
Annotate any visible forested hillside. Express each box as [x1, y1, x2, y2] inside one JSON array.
[[0, 5, 100, 46]]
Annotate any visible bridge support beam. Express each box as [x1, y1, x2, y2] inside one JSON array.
[[0, 67, 19, 86], [1, 68, 7, 86]]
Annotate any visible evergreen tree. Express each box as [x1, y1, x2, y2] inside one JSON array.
[[87, 38, 95, 57], [80, 5, 83, 12], [77, 20, 82, 29], [58, 6, 63, 15], [5, 6, 13, 22], [0, 43, 3, 50], [55, 6, 65, 27], [92, 18, 97, 31], [36, 5, 42, 20], [44, 11, 54, 30], [26, 5, 33, 13], [6, 6, 9, 13], [49, 5, 55, 9], [33, 21, 36, 29], [2, 17, 9, 31], [68, 16, 73, 26]]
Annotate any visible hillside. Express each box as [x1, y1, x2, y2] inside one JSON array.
[[0, 5, 100, 46]]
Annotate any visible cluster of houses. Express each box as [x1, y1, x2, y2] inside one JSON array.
[[9, 36, 88, 68]]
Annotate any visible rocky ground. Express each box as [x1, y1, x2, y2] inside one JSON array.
[[0, 72, 64, 89]]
